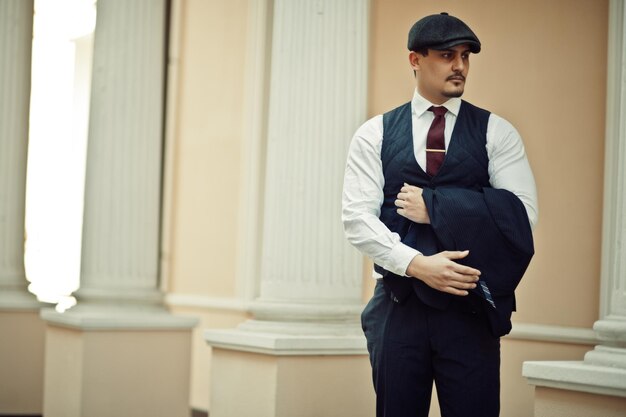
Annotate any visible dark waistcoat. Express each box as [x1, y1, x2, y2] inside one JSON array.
[[374, 100, 491, 309]]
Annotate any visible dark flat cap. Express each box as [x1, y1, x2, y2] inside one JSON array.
[[408, 12, 481, 53]]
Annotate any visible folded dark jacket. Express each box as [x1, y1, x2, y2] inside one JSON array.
[[422, 187, 534, 300]]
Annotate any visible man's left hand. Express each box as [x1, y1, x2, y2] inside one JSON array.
[[395, 183, 430, 224]]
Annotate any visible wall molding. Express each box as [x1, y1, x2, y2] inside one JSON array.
[[165, 293, 251, 312], [508, 322, 598, 345], [166, 292, 599, 346]]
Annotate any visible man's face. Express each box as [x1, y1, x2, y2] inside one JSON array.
[[409, 44, 471, 104]]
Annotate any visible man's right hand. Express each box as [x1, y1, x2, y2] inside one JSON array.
[[406, 250, 480, 296]]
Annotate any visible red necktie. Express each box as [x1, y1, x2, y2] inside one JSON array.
[[426, 106, 447, 176]]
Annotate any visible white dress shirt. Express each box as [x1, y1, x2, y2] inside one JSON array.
[[342, 90, 538, 278]]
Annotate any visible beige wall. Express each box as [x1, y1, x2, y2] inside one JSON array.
[[167, 0, 250, 298], [165, 0, 254, 410], [166, 0, 610, 414], [169, 306, 249, 411]]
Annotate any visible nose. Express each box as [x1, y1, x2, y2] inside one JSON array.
[[452, 55, 465, 72]]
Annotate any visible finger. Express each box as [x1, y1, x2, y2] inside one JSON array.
[[397, 208, 407, 217], [444, 287, 469, 296], [394, 199, 404, 208], [448, 272, 480, 284], [451, 280, 478, 289], [403, 183, 422, 193], [397, 192, 409, 200], [445, 250, 470, 260], [449, 262, 481, 277], [455, 265, 481, 277]]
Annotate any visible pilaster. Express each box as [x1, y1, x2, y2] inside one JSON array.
[[40, 0, 189, 322], [41, 1, 195, 416], [206, 0, 369, 351], [258, 0, 367, 305], [204, 1, 372, 415], [0, 0, 38, 310]]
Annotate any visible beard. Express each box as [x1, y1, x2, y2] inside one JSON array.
[[443, 73, 465, 98], [443, 87, 464, 98]]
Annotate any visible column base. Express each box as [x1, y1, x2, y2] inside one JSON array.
[[215, 300, 365, 354], [42, 308, 197, 417], [0, 286, 43, 310], [594, 317, 626, 345]]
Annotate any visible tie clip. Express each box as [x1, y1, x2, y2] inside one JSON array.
[[426, 148, 446, 153]]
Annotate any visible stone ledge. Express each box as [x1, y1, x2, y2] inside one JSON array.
[[523, 360, 626, 398], [204, 328, 368, 356], [507, 322, 598, 345], [41, 308, 198, 331]]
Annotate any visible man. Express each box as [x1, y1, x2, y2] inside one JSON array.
[[342, 13, 538, 417]]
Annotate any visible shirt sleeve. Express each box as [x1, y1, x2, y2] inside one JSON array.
[[342, 115, 419, 276], [486, 114, 539, 228]]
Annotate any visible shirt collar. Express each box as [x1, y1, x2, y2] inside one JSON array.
[[411, 89, 461, 117]]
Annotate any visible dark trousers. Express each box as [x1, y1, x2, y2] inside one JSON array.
[[362, 280, 501, 417]]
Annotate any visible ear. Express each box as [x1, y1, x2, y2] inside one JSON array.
[[408, 51, 421, 72]]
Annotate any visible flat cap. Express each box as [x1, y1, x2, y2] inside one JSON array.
[[408, 12, 481, 53]]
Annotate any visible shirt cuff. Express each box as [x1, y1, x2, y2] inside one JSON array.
[[386, 242, 420, 277]]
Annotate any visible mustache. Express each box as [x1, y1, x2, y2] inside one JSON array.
[[447, 73, 466, 81]]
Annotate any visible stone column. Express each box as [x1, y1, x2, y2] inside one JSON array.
[[244, 0, 368, 335], [205, 1, 374, 416], [68, 0, 167, 314], [0, 0, 37, 309], [586, 0, 626, 376], [0, 1, 48, 414], [523, 0, 626, 410], [41, 1, 196, 416]]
